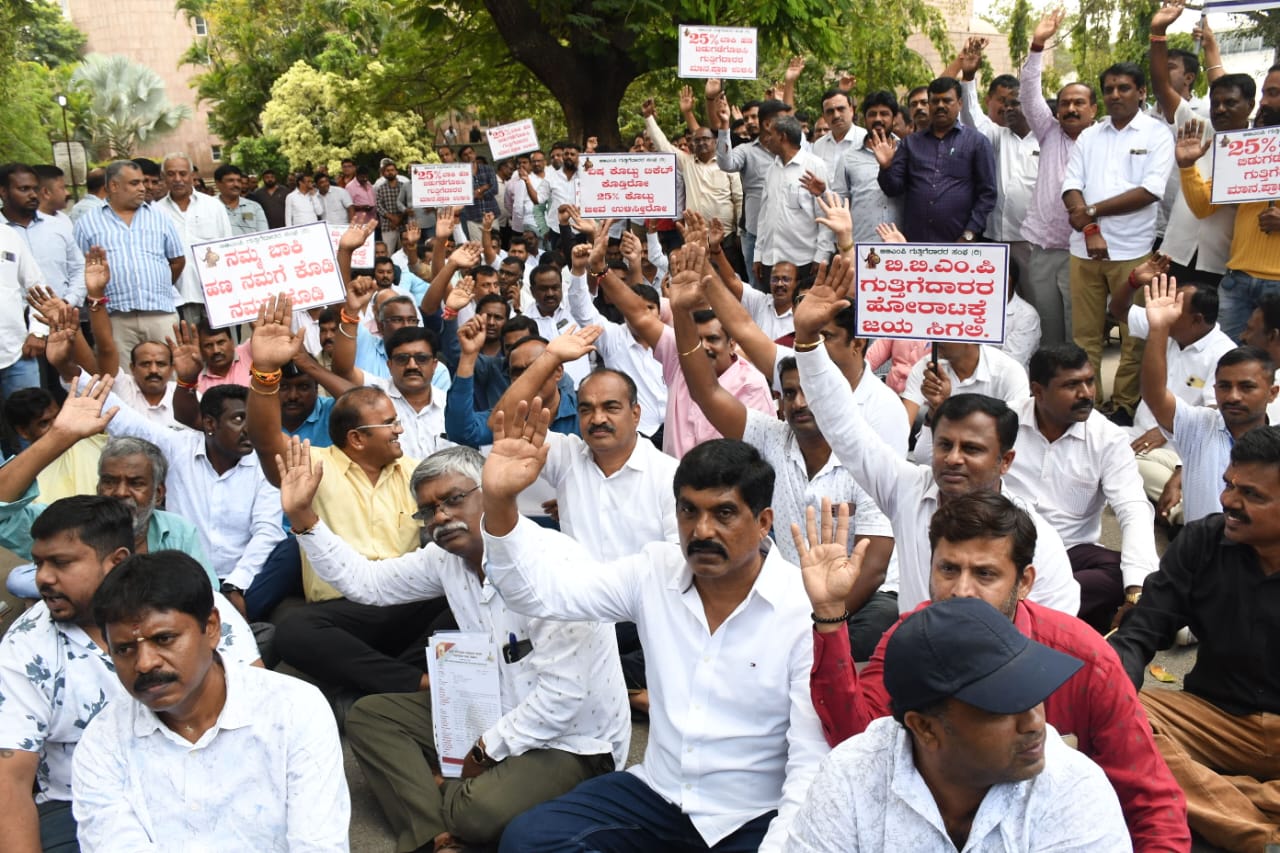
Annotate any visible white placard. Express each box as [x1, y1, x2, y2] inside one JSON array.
[[577, 153, 678, 219], [678, 25, 758, 80], [411, 163, 474, 208], [1209, 125, 1280, 205], [854, 242, 1008, 344], [486, 119, 541, 160], [426, 632, 502, 778], [191, 222, 346, 329], [326, 224, 375, 269]]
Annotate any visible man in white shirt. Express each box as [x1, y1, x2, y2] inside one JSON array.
[[284, 173, 324, 228], [506, 154, 550, 237], [754, 115, 830, 282], [484, 428, 828, 853], [156, 153, 233, 326], [315, 173, 352, 225], [1140, 276, 1278, 522], [71, 551, 346, 852], [0, 496, 258, 852], [786, 596, 1129, 852], [794, 262, 1080, 616], [543, 141, 581, 251], [523, 262, 590, 386], [0, 169, 50, 399], [275, 442, 629, 853], [1007, 343, 1158, 632], [1062, 62, 1175, 425], [810, 88, 866, 201]]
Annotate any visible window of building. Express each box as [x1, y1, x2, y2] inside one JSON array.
[[210, 144, 222, 162], [194, 16, 208, 36]]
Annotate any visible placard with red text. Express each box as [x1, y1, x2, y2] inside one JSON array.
[[854, 243, 1008, 344], [577, 153, 678, 219], [1210, 125, 1280, 205], [191, 222, 346, 329], [411, 163, 474, 208], [678, 25, 758, 80], [486, 119, 541, 160], [327, 224, 375, 268]]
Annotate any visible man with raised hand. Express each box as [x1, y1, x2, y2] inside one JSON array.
[[793, 256, 1080, 617], [481, 405, 827, 852]]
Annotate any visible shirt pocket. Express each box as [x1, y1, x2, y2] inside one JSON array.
[[1125, 150, 1152, 187], [1054, 474, 1100, 517], [940, 153, 972, 179]]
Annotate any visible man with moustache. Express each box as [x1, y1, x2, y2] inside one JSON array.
[[0, 495, 257, 852], [1005, 343, 1159, 632], [1111, 426, 1280, 851], [1021, 9, 1099, 346], [905, 86, 930, 133], [157, 153, 232, 326], [1176, 64, 1280, 339], [131, 158, 166, 203], [840, 92, 905, 244], [810, 88, 864, 202], [249, 168, 288, 230], [803, 491, 1188, 850], [214, 164, 268, 236], [71, 552, 344, 851], [276, 441, 629, 853], [544, 141, 581, 252]]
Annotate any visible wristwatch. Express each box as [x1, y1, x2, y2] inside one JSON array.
[[961, 230, 975, 242], [220, 581, 245, 597], [1085, 204, 1098, 219], [469, 739, 498, 768], [1124, 590, 1142, 605]]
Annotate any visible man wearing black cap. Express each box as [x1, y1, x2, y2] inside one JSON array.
[[787, 596, 1130, 851]]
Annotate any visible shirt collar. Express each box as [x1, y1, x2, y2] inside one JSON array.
[[666, 540, 793, 610], [130, 655, 251, 741]]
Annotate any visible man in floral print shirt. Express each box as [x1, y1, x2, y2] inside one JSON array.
[[0, 497, 258, 851]]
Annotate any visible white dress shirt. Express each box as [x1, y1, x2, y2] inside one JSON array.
[[317, 185, 352, 225], [742, 409, 899, 594], [523, 300, 591, 386], [961, 80, 1041, 243], [1002, 293, 1042, 368], [741, 287, 795, 341], [904, 345, 1030, 465], [0, 595, 256, 804], [284, 188, 324, 228], [1126, 306, 1236, 433], [299, 520, 630, 766], [99, 381, 284, 589], [755, 148, 831, 266], [798, 345, 1081, 615], [72, 662, 349, 852], [0, 224, 48, 370], [5, 209, 85, 305], [483, 517, 829, 852], [362, 373, 451, 461], [811, 127, 866, 200], [1061, 112, 1175, 261], [157, 192, 234, 307], [1007, 398, 1158, 588], [540, 432, 678, 561], [1169, 398, 1233, 522], [565, 272, 667, 435], [545, 169, 579, 234], [786, 717, 1131, 852], [508, 172, 550, 233], [112, 369, 181, 430]]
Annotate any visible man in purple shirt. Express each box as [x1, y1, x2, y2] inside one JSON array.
[[874, 77, 997, 243]]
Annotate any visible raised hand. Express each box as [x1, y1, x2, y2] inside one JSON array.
[[959, 37, 986, 77], [1033, 7, 1065, 44], [481, 211, 495, 231], [1144, 274, 1183, 333], [868, 127, 898, 170], [445, 276, 476, 312], [1192, 17, 1216, 48], [1131, 252, 1171, 289], [345, 274, 377, 315], [546, 324, 602, 363], [404, 219, 421, 250], [837, 71, 857, 92], [676, 209, 708, 248], [794, 257, 855, 338], [679, 85, 696, 114], [875, 222, 907, 244], [435, 205, 458, 236], [641, 97, 657, 119], [619, 230, 644, 268], [483, 399, 552, 501], [275, 435, 325, 520], [815, 193, 852, 245], [25, 284, 68, 328], [569, 242, 593, 276], [43, 304, 80, 373], [457, 317, 485, 357], [1175, 120, 1211, 168], [166, 320, 204, 382], [568, 206, 600, 239], [1151, 0, 1185, 34], [84, 246, 110, 298], [449, 242, 482, 269], [53, 373, 119, 440], [251, 294, 305, 371], [706, 217, 725, 252], [705, 77, 724, 100], [714, 95, 731, 128], [799, 170, 827, 197], [338, 219, 375, 253], [792, 499, 867, 619], [667, 266, 708, 313], [784, 55, 806, 84]]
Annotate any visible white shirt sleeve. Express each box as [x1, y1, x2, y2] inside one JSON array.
[[71, 722, 163, 853], [296, 520, 447, 605]]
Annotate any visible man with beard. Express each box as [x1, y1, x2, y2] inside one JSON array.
[[840, 92, 905, 244], [1111, 425, 1280, 851], [1005, 343, 1158, 632], [1140, 275, 1279, 522], [2, 164, 83, 311], [275, 440, 627, 853], [1176, 65, 1280, 339], [0, 496, 258, 852], [70, 552, 344, 852], [875, 76, 997, 243], [803, 491, 1187, 850], [249, 168, 288, 230], [189, 321, 252, 394], [544, 141, 581, 252], [905, 86, 930, 133], [214, 164, 268, 236], [0, 376, 214, 591], [507, 152, 549, 239], [1021, 9, 1099, 347]]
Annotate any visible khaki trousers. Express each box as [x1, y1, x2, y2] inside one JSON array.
[[109, 310, 179, 356], [1069, 255, 1148, 413], [345, 689, 615, 851], [1141, 688, 1280, 852]]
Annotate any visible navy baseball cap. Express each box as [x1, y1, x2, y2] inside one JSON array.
[[884, 597, 1083, 716]]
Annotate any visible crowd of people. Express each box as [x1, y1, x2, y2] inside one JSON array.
[[0, 2, 1278, 851]]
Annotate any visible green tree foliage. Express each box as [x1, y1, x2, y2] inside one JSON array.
[[227, 135, 290, 177], [71, 54, 193, 159], [0, 0, 89, 162]]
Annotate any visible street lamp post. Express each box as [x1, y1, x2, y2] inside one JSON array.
[[56, 95, 79, 200]]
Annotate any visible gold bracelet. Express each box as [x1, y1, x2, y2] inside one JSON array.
[[1207, 64, 1223, 72], [250, 382, 279, 396], [837, 241, 854, 253], [679, 341, 704, 357], [338, 324, 356, 339], [793, 339, 822, 352]]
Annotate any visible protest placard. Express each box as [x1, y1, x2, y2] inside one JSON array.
[[1209, 124, 1280, 205], [411, 163, 474, 208], [854, 242, 1008, 345], [191, 222, 346, 329], [1202, 0, 1280, 12], [577, 153, 678, 219], [327, 224, 374, 268], [486, 118, 541, 160], [678, 25, 758, 79]]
